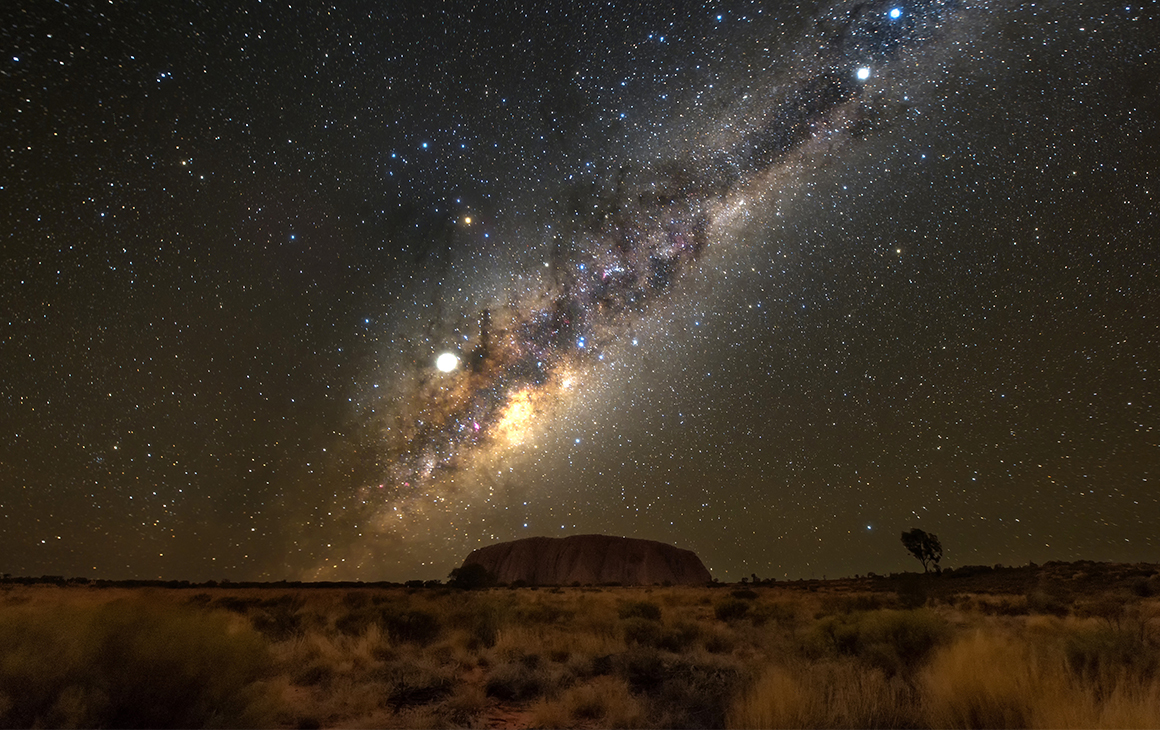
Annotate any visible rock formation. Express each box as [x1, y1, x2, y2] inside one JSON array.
[[459, 534, 712, 586]]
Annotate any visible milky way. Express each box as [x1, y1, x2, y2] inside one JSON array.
[[5, 0, 1155, 582], [340, 0, 969, 574]]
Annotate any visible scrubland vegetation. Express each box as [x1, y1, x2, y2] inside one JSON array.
[[3, 563, 1160, 728]]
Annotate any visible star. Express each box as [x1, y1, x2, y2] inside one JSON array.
[[435, 353, 459, 373]]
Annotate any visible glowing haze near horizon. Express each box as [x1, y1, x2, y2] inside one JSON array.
[[2, 0, 1156, 582]]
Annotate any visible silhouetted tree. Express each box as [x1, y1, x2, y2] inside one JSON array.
[[901, 528, 943, 573], [448, 563, 495, 590]]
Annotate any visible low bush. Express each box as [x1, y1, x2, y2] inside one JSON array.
[[619, 647, 667, 694], [0, 600, 269, 728], [618, 599, 662, 621], [380, 661, 456, 710], [703, 628, 736, 654], [809, 608, 949, 676], [623, 618, 701, 653], [655, 621, 701, 653], [979, 595, 1029, 615], [213, 595, 261, 614], [715, 598, 750, 622], [1065, 626, 1158, 681], [382, 608, 442, 646], [341, 590, 371, 609], [251, 599, 304, 641], [623, 617, 663, 647], [333, 605, 378, 636], [750, 600, 798, 628], [484, 660, 554, 702], [895, 577, 929, 609], [516, 599, 572, 625], [642, 652, 745, 728], [468, 609, 502, 649], [1027, 589, 1071, 617], [531, 675, 644, 728]]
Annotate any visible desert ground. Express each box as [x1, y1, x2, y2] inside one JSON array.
[[3, 561, 1160, 728]]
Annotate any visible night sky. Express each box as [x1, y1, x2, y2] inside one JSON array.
[[3, 0, 1157, 582]]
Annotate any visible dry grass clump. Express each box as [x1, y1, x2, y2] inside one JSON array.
[[0, 598, 270, 728], [530, 675, 645, 728], [728, 660, 915, 728], [921, 630, 1056, 728], [922, 625, 1160, 729], [807, 608, 950, 676]]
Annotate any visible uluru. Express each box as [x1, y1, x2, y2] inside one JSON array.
[[460, 534, 712, 586]]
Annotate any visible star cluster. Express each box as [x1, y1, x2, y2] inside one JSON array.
[[2, 0, 1156, 581]]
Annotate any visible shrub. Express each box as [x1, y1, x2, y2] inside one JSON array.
[[655, 621, 701, 653], [621, 617, 701, 653], [1130, 575, 1160, 597], [750, 600, 798, 628], [1065, 626, 1158, 681], [531, 676, 645, 728], [381, 661, 456, 709], [979, 596, 1029, 616], [703, 629, 736, 654], [484, 660, 552, 702], [341, 590, 371, 609], [620, 647, 666, 693], [895, 576, 930, 609], [449, 595, 512, 649], [644, 653, 744, 728], [715, 598, 750, 622], [623, 617, 663, 647], [468, 604, 504, 649], [517, 600, 572, 625], [448, 563, 495, 590], [292, 663, 334, 687], [382, 608, 442, 646], [618, 600, 662, 621], [251, 596, 305, 641], [1075, 597, 1129, 629], [213, 595, 261, 614], [568, 652, 615, 679], [0, 600, 269, 728], [1027, 589, 1071, 617], [809, 609, 949, 676], [438, 683, 489, 725], [333, 605, 378, 636]]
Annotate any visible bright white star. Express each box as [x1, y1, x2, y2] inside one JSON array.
[[435, 353, 459, 372]]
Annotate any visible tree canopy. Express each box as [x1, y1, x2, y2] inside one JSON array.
[[448, 562, 495, 590], [901, 528, 943, 573]]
